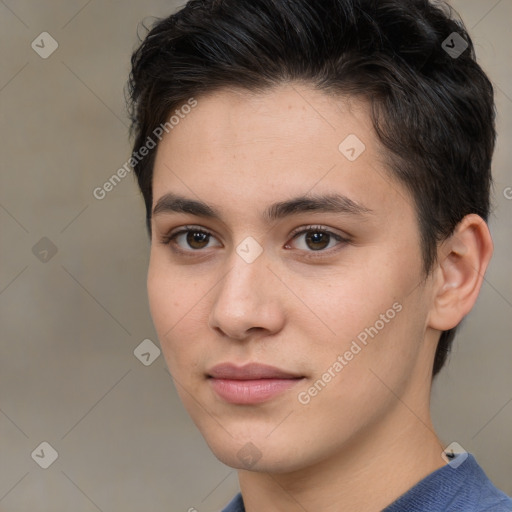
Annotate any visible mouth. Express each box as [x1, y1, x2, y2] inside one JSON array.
[[207, 362, 305, 404]]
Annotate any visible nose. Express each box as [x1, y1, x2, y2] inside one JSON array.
[[208, 249, 286, 341]]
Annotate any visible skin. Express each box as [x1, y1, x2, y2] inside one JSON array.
[[147, 84, 493, 512]]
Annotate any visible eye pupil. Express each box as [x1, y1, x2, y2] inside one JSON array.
[[306, 231, 329, 251], [187, 231, 209, 249]]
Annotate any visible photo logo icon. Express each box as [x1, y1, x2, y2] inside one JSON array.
[[32, 237, 58, 263], [237, 442, 262, 469], [441, 32, 468, 59], [442, 441, 468, 469], [339, 134, 366, 161], [236, 236, 263, 264], [31, 441, 58, 469], [31, 32, 59, 59], [134, 339, 161, 366]]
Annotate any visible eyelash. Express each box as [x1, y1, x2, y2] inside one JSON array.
[[159, 224, 350, 260]]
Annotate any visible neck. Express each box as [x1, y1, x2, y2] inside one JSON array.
[[238, 403, 446, 512]]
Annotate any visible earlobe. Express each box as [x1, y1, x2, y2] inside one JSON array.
[[428, 214, 494, 331]]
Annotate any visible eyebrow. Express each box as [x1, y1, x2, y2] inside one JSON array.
[[152, 192, 373, 222]]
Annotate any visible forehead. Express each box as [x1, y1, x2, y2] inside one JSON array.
[[157, 85, 375, 157], [151, 84, 413, 225]]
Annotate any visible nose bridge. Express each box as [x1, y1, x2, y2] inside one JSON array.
[[209, 246, 283, 338], [217, 248, 271, 311]]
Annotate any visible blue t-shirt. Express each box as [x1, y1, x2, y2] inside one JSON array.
[[221, 453, 512, 511]]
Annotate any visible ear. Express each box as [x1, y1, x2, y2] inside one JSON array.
[[428, 214, 494, 331]]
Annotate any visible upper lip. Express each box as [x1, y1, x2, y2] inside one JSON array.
[[207, 363, 303, 380]]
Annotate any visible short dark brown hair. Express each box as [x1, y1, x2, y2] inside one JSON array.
[[126, 0, 496, 377]]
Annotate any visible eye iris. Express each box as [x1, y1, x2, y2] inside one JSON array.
[[306, 231, 329, 250], [187, 231, 209, 249]]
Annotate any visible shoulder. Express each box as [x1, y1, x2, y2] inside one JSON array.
[[465, 455, 512, 512], [474, 478, 512, 512], [384, 453, 512, 512], [476, 499, 512, 512], [220, 492, 244, 512]]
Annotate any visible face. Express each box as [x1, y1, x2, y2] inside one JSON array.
[[147, 84, 438, 473]]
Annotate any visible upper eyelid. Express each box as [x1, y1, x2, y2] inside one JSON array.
[[289, 225, 347, 238], [168, 224, 344, 238], [169, 225, 219, 241], [166, 225, 348, 249]]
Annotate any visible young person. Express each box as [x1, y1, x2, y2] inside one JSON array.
[[126, 0, 512, 510]]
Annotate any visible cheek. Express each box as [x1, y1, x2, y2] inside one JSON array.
[[147, 260, 177, 333], [146, 253, 221, 386], [147, 256, 197, 367], [294, 272, 396, 344], [338, 292, 428, 398], [147, 249, 205, 324], [305, 257, 425, 378], [300, 303, 424, 439]]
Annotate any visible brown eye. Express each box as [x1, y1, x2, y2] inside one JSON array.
[[304, 231, 331, 251], [288, 227, 348, 254], [186, 230, 210, 249], [161, 226, 222, 253]]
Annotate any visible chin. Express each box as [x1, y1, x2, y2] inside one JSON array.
[[212, 447, 300, 473], [201, 427, 310, 473]]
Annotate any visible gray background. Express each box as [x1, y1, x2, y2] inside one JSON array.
[[0, 1, 510, 510]]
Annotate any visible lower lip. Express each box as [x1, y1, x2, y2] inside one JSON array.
[[209, 378, 303, 404]]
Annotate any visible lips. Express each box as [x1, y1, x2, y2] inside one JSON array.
[[207, 362, 302, 380], [207, 363, 304, 404]]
